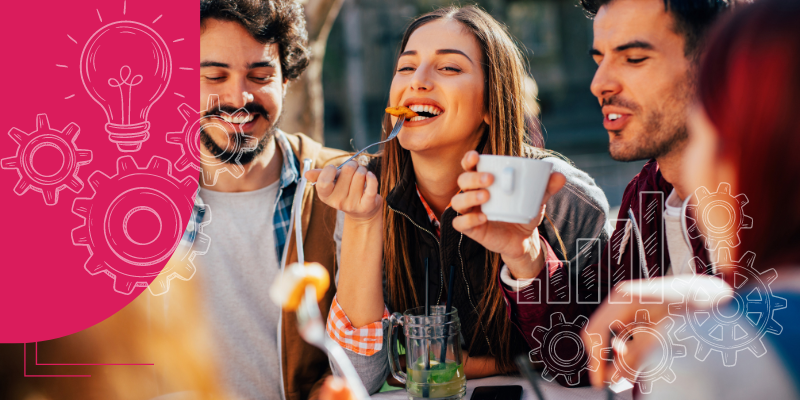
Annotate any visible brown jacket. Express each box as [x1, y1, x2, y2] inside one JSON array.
[[281, 132, 348, 400]]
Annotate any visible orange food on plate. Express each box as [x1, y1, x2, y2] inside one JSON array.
[[270, 262, 330, 311], [385, 106, 418, 119]]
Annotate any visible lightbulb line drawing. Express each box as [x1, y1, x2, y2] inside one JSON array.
[[80, 20, 172, 153], [56, 3, 195, 150]]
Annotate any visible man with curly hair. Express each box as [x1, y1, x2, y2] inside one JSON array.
[[189, 1, 348, 398]]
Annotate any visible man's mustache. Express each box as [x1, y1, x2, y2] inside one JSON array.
[[203, 101, 271, 122], [602, 96, 640, 113]]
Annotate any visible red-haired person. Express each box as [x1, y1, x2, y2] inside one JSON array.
[[612, 0, 800, 398]]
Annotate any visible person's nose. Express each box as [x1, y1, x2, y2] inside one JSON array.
[[218, 77, 250, 109], [410, 64, 434, 92], [590, 61, 622, 104]]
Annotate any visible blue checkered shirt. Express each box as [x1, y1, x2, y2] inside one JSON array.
[[180, 131, 300, 265]]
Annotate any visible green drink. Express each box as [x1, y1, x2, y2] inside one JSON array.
[[385, 306, 467, 400], [407, 360, 466, 399]]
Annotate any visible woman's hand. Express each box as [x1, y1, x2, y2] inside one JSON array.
[[305, 161, 382, 223], [451, 151, 566, 280]]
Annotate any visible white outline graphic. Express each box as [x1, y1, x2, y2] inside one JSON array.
[[529, 312, 601, 386], [686, 183, 753, 250], [601, 309, 686, 394], [80, 21, 172, 152], [1, 114, 93, 205], [71, 156, 196, 295], [166, 94, 256, 186], [669, 250, 787, 366], [147, 202, 211, 296]]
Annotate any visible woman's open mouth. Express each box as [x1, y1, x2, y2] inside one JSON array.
[[406, 104, 443, 123]]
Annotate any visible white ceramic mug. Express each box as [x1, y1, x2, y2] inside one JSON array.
[[476, 155, 553, 224]]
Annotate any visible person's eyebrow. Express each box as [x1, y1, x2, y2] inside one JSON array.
[[398, 49, 473, 64], [435, 49, 473, 64], [200, 61, 228, 68], [614, 40, 654, 52], [247, 60, 277, 69], [589, 48, 602, 57]]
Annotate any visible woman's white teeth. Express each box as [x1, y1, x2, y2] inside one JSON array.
[[609, 113, 621, 121], [407, 104, 443, 121], [221, 114, 255, 124]]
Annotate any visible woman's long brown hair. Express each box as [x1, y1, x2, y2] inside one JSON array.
[[379, 5, 549, 371]]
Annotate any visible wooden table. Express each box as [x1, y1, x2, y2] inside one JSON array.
[[370, 376, 633, 400]]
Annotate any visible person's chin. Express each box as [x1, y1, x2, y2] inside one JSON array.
[[397, 132, 434, 152]]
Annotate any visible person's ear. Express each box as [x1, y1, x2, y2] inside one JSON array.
[[283, 79, 289, 98], [483, 110, 491, 126]]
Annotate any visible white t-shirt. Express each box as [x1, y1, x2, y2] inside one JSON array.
[[664, 189, 697, 275], [195, 181, 283, 400]]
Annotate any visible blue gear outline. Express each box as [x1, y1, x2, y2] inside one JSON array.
[[668, 250, 787, 367]]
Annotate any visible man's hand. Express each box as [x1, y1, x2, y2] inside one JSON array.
[[451, 151, 566, 280]]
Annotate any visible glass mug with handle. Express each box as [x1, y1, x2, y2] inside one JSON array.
[[383, 306, 467, 399]]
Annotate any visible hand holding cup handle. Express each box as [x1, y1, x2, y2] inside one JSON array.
[[451, 151, 566, 280]]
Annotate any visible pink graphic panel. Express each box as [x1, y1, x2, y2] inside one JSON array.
[[0, 0, 199, 343]]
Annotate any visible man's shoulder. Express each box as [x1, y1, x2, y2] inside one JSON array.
[[281, 131, 349, 168]]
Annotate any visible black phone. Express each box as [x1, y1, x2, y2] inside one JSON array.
[[470, 385, 523, 400]]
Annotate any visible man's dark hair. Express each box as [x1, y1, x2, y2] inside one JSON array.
[[580, 0, 730, 59], [201, 0, 310, 80]]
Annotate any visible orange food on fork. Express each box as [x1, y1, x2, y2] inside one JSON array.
[[270, 262, 330, 311], [385, 106, 418, 119]]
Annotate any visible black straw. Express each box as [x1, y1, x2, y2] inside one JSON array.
[[439, 264, 456, 364], [424, 259, 430, 370], [423, 259, 430, 398]]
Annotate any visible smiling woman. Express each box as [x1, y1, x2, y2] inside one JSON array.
[[306, 5, 612, 394]]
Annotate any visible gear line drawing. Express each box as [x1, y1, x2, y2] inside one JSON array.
[[601, 309, 686, 394], [167, 94, 257, 187], [686, 182, 752, 250], [669, 250, 787, 367], [147, 200, 211, 296], [2, 114, 93, 205], [72, 156, 197, 295], [529, 312, 602, 386]]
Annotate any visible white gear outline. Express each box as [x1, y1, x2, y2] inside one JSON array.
[[166, 94, 256, 186], [71, 156, 197, 295], [147, 201, 211, 296], [529, 312, 602, 386], [601, 309, 686, 394], [1, 114, 93, 205], [686, 182, 753, 250], [669, 250, 787, 367]]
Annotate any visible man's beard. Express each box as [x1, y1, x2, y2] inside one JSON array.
[[607, 77, 692, 162], [199, 101, 281, 166]]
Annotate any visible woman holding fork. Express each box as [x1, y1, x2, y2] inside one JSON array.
[[306, 5, 611, 392]]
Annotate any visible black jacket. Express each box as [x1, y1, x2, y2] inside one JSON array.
[[377, 147, 612, 360]]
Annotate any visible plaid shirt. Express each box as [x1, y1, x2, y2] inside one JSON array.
[[325, 187, 445, 355], [180, 131, 300, 265]]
